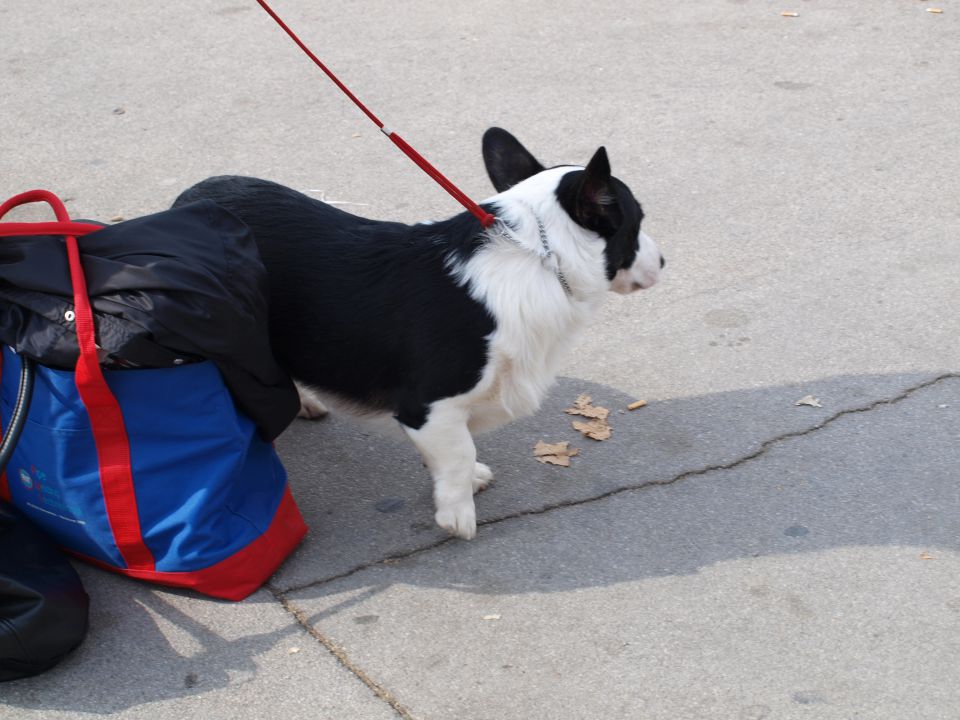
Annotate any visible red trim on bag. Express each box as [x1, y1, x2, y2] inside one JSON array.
[[63, 234, 156, 572], [67, 487, 307, 601]]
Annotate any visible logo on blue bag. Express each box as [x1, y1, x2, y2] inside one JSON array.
[[17, 465, 84, 524]]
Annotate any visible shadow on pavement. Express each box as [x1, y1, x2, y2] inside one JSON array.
[[272, 371, 958, 593]]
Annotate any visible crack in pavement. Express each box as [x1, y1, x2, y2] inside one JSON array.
[[278, 372, 960, 596], [267, 583, 420, 720]]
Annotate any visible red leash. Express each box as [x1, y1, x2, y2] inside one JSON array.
[[254, 0, 496, 228]]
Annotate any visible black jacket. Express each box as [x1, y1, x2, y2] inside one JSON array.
[[0, 201, 298, 441]]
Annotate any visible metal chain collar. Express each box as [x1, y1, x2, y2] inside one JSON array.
[[489, 207, 573, 297]]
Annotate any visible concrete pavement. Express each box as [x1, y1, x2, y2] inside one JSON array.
[[2, 1, 959, 718]]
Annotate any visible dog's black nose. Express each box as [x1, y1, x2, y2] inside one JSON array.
[[659, 255, 666, 269]]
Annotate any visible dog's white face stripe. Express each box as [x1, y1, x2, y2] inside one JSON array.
[[611, 231, 662, 294]]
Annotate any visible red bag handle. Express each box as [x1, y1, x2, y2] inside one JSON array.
[[0, 190, 155, 571], [0, 189, 74, 222], [0, 221, 104, 237], [0, 190, 104, 238]]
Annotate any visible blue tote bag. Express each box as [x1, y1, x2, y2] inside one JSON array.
[[0, 190, 306, 600]]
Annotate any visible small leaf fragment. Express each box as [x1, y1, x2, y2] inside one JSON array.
[[565, 393, 610, 419], [533, 441, 574, 456], [919, 551, 935, 560], [795, 395, 822, 408], [534, 440, 580, 466], [572, 418, 612, 441], [926, 8, 943, 14], [780, 11, 799, 17], [482, 614, 502, 621]]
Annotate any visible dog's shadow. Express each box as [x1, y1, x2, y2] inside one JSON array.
[[6, 372, 958, 714], [273, 371, 960, 597]]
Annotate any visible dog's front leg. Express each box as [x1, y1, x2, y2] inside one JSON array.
[[402, 402, 479, 540]]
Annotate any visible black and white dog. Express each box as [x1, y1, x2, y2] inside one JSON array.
[[174, 128, 663, 539]]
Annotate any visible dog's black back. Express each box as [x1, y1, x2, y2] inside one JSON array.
[[173, 176, 495, 428]]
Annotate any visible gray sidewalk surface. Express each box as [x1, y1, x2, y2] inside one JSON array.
[[2, 1, 959, 718]]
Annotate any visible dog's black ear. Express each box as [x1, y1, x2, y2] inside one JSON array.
[[482, 127, 546, 192], [581, 147, 615, 205], [575, 147, 622, 229]]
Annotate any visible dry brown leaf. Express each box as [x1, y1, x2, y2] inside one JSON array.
[[572, 418, 612, 441], [533, 440, 580, 466], [565, 393, 610, 419], [627, 399, 648, 411], [538, 455, 572, 467], [533, 440, 571, 456]]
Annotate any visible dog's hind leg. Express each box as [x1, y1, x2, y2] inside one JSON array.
[[402, 401, 478, 540], [295, 382, 330, 419]]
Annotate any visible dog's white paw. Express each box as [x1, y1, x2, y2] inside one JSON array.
[[296, 389, 330, 420], [472, 462, 493, 494], [297, 399, 329, 419], [435, 500, 477, 540]]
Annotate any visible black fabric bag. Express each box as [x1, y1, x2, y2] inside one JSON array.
[[0, 199, 299, 441], [0, 501, 89, 682]]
